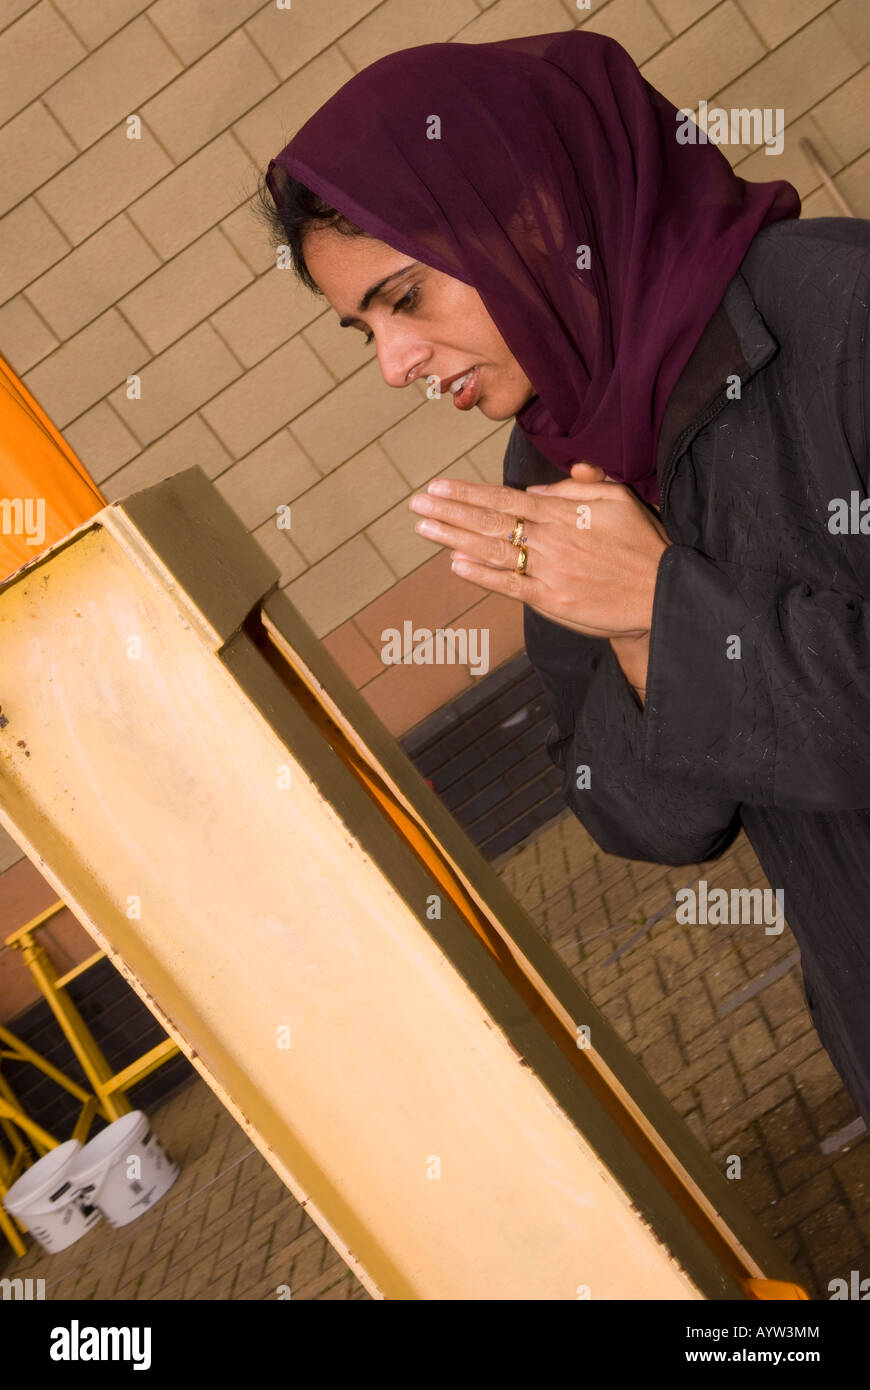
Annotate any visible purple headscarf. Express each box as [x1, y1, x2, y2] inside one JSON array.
[[267, 30, 800, 505]]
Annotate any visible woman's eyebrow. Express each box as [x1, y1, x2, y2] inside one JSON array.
[[339, 262, 419, 326]]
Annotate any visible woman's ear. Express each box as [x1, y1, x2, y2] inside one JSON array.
[[508, 184, 565, 257]]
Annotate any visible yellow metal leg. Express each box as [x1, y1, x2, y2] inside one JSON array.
[[11, 932, 130, 1122]]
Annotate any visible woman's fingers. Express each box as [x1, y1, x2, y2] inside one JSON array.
[[569, 462, 615, 483]]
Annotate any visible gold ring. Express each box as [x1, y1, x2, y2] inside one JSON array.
[[514, 544, 528, 575], [509, 518, 527, 546]]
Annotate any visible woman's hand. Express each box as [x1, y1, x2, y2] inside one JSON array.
[[407, 461, 671, 642]]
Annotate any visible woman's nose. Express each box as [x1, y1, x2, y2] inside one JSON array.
[[375, 333, 430, 390]]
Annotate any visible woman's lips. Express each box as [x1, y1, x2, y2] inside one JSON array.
[[446, 367, 474, 393], [451, 364, 481, 410]]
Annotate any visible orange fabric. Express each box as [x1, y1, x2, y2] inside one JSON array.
[[0, 353, 105, 582]]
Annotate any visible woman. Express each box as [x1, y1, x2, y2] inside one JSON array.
[[260, 30, 870, 1133]]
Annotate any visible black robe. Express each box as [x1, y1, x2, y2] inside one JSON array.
[[503, 215, 870, 1131]]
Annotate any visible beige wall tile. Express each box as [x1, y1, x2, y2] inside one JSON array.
[[736, 0, 830, 50], [467, 420, 514, 487], [232, 46, 355, 169], [812, 69, 870, 165], [380, 399, 501, 488], [0, 293, 58, 372], [99, 414, 233, 499], [836, 149, 870, 218], [107, 321, 243, 445], [245, 0, 381, 80], [638, 0, 719, 35], [289, 441, 407, 564], [42, 15, 182, 149], [126, 132, 256, 260], [364, 496, 439, 580], [290, 357, 421, 474], [797, 185, 841, 219], [64, 400, 140, 485], [213, 428, 320, 529], [148, 0, 265, 64], [301, 308, 375, 381], [0, 100, 77, 217], [0, 2, 85, 125], [283, 533, 396, 636], [365, 453, 484, 578], [141, 30, 277, 163], [0, 199, 70, 301], [455, 0, 574, 44], [22, 308, 150, 426], [339, 0, 479, 71], [831, 0, 870, 62], [577, 0, 670, 65], [210, 268, 324, 367], [714, 14, 860, 116], [641, 2, 765, 109], [25, 213, 161, 339], [730, 112, 842, 196], [119, 228, 254, 354], [250, 514, 308, 586], [61, 0, 153, 50], [200, 335, 333, 458], [220, 202, 277, 274], [36, 123, 173, 247], [0, 0, 38, 30]]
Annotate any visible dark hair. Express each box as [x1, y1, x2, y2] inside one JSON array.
[[255, 162, 371, 295]]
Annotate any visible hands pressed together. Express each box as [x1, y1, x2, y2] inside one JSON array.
[[407, 461, 671, 643]]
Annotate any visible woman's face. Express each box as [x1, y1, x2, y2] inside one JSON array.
[[303, 227, 537, 418]]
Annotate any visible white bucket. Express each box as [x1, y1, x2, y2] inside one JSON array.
[[65, 1110, 179, 1228], [3, 1139, 102, 1253]]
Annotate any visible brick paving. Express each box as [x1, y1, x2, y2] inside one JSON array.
[[2, 811, 868, 1301]]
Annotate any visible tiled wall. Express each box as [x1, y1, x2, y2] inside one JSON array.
[[0, 0, 868, 874]]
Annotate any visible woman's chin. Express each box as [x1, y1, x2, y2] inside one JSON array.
[[479, 394, 523, 421]]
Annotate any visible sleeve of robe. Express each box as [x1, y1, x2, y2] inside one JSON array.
[[642, 543, 870, 811], [522, 601, 744, 866], [643, 266, 870, 814], [530, 532, 870, 866]]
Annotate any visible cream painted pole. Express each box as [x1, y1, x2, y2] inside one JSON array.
[[0, 468, 808, 1301]]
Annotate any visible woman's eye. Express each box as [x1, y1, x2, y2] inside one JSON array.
[[393, 284, 420, 315], [362, 285, 420, 346]]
